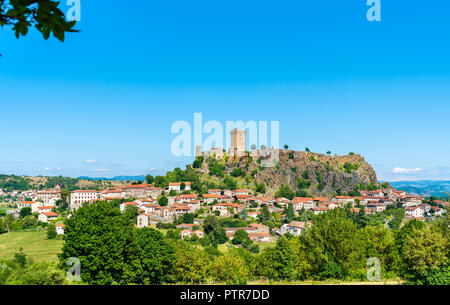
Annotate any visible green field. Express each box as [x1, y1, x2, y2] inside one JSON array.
[[0, 231, 64, 263]]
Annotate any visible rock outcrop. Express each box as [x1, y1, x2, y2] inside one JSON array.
[[196, 149, 378, 196]]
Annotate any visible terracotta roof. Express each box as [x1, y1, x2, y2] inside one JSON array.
[[286, 221, 305, 229], [169, 182, 191, 186], [43, 212, 58, 217]]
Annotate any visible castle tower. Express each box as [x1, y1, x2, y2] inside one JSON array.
[[195, 145, 202, 157], [230, 128, 247, 156]]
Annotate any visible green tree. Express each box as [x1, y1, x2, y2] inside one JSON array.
[[256, 236, 296, 280], [59, 201, 140, 285], [135, 228, 175, 284], [203, 215, 219, 235], [212, 253, 248, 283], [232, 229, 248, 245], [402, 226, 449, 284], [297, 178, 311, 190], [145, 175, 154, 184], [258, 205, 271, 222], [285, 203, 295, 223], [283, 144, 289, 150], [223, 175, 237, 190], [46, 223, 57, 239], [255, 183, 266, 194], [158, 195, 169, 206], [275, 185, 294, 200], [298, 208, 366, 280], [19, 206, 32, 218], [180, 213, 194, 224], [170, 240, 210, 283]]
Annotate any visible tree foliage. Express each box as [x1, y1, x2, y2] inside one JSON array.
[[0, 0, 78, 42]]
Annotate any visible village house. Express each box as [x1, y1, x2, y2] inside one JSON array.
[[37, 206, 54, 213], [217, 195, 234, 203], [177, 223, 195, 230], [174, 194, 198, 203], [70, 190, 99, 211], [268, 206, 284, 214], [235, 194, 253, 203], [233, 189, 251, 196], [404, 195, 425, 206], [225, 223, 270, 242], [56, 224, 65, 235], [155, 206, 175, 219], [247, 211, 261, 219], [430, 205, 446, 216], [147, 187, 163, 198], [202, 194, 219, 204], [123, 184, 152, 198], [36, 190, 61, 205], [208, 189, 223, 195], [38, 212, 58, 223], [404, 206, 424, 218], [212, 203, 243, 216], [360, 190, 384, 198], [136, 213, 149, 228], [168, 182, 191, 192], [279, 221, 310, 236], [173, 205, 191, 217], [183, 200, 201, 212], [180, 229, 204, 240], [135, 198, 157, 205], [366, 202, 387, 213], [120, 201, 140, 212], [313, 201, 338, 211], [419, 203, 431, 213], [141, 203, 157, 215], [390, 190, 407, 201], [293, 197, 315, 210], [332, 196, 357, 206], [312, 206, 328, 215], [101, 189, 126, 200], [18, 201, 43, 213]]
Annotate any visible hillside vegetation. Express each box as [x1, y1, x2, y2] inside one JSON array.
[[0, 174, 128, 192]]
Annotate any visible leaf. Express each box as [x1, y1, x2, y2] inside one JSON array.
[[6, 9, 20, 17]]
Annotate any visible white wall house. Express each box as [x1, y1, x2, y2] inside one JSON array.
[[38, 212, 58, 223], [168, 182, 191, 192], [137, 214, 149, 228], [70, 190, 99, 211], [18, 201, 43, 213], [56, 224, 65, 235]]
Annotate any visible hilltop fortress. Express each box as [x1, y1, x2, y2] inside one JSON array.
[[196, 128, 278, 161]]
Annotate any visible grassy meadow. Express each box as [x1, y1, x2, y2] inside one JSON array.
[[0, 231, 63, 264]]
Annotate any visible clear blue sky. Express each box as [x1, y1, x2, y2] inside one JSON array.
[[0, 0, 449, 181]]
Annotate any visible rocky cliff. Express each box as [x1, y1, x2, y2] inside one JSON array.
[[196, 149, 379, 196]]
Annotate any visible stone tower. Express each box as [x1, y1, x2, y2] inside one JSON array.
[[229, 128, 247, 156]]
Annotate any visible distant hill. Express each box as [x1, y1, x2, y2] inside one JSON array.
[[77, 175, 146, 181], [389, 180, 450, 197]]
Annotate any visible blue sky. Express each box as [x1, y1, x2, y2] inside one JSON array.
[[0, 0, 449, 181]]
